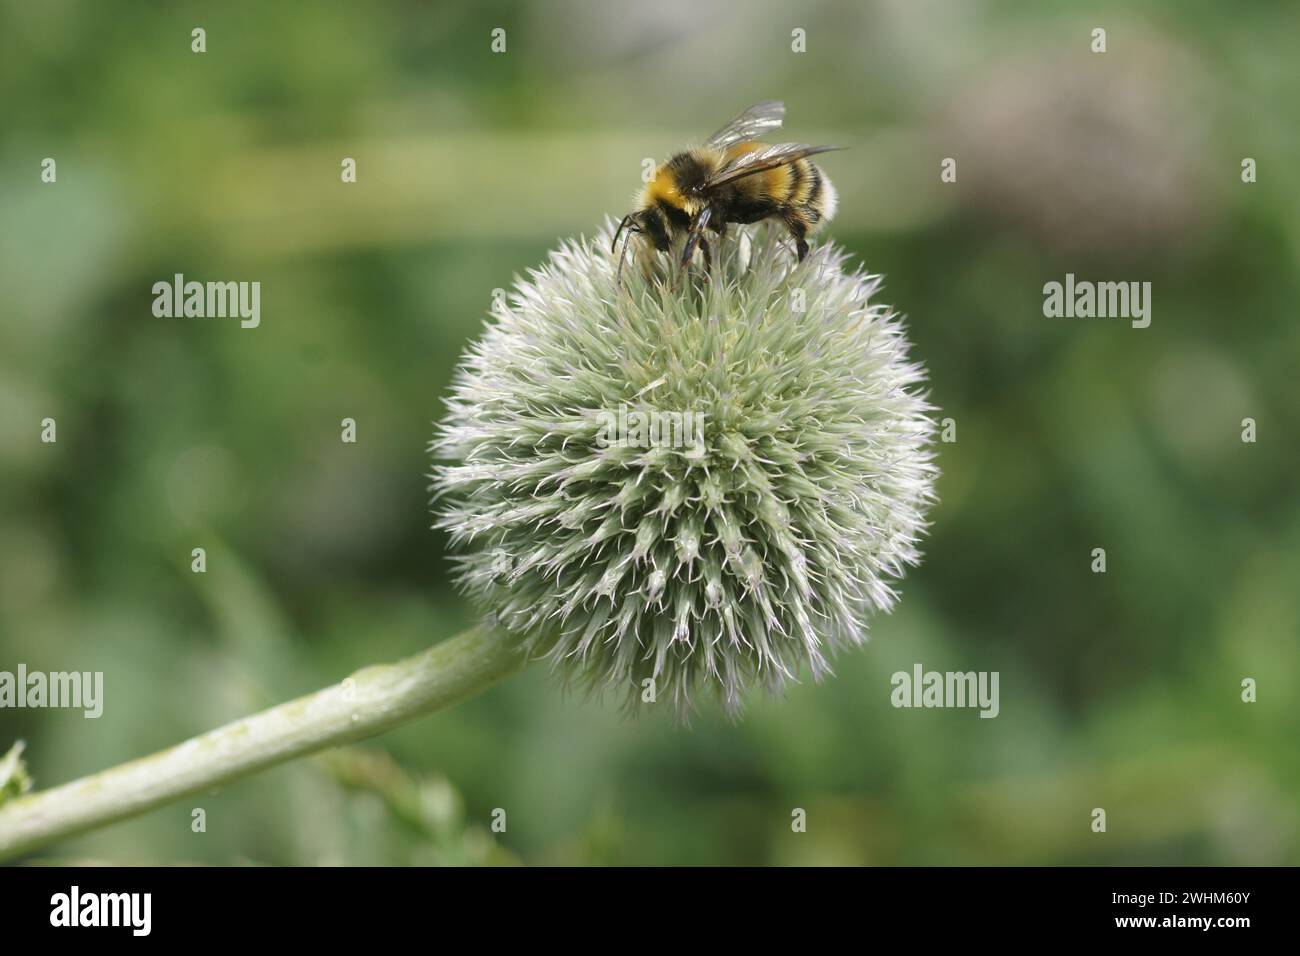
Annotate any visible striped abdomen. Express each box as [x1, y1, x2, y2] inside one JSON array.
[[719, 143, 838, 231]]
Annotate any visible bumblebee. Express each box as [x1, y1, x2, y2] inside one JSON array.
[[613, 100, 841, 278]]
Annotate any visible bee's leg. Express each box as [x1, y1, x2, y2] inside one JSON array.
[[784, 217, 810, 262], [699, 236, 713, 272], [679, 207, 714, 270]]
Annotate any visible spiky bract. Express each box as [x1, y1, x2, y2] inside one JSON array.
[[433, 223, 937, 717]]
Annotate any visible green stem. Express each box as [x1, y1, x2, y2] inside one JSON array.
[[0, 626, 524, 862]]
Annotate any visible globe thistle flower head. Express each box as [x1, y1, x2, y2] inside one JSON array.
[[433, 223, 937, 718]]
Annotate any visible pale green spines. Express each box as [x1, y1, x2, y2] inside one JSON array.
[[433, 224, 937, 717]]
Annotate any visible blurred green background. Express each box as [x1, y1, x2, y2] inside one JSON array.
[[2, 0, 1297, 865]]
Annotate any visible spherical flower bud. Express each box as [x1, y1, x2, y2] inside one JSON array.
[[433, 223, 937, 717]]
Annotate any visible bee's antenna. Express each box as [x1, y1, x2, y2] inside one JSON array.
[[615, 234, 631, 285], [615, 222, 641, 287], [612, 214, 635, 254]]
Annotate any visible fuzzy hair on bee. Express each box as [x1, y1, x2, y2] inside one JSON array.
[[613, 100, 842, 281]]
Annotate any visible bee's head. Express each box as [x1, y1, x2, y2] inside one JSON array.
[[612, 208, 670, 255]]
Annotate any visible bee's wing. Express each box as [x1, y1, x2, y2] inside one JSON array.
[[703, 100, 785, 150], [702, 143, 844, 189]]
